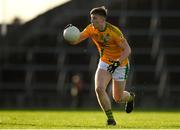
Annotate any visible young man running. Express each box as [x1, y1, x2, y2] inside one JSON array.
[[64, 6, 135, 125]]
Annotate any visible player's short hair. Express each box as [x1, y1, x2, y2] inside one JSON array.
[[90, 6, 107, 18]]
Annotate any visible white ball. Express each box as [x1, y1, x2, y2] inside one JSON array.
[[63, 25, 80, 42]]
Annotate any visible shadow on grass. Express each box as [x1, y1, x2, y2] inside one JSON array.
[[63, 124, 124, 129]]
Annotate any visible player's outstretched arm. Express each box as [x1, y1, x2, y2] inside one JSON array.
[[69, 32, 88, 45]]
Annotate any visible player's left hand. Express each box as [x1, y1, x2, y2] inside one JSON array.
[[107, 61, 120, 73]]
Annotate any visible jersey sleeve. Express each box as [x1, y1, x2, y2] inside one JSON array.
[[81, 24, 92, 38]]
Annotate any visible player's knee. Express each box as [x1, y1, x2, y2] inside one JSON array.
[[113, 95, 121, 103], [95, 86, 105, 94]]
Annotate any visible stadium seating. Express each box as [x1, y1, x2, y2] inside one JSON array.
[[0, 0, 180, 108]]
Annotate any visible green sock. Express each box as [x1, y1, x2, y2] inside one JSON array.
[[105, 110, 114, 120]]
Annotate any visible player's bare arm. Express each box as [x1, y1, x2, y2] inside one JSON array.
[[69, 32, 88, 45], [118, 39, 131, 63]]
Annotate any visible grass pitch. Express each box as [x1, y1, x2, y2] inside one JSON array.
[[0, 109, 180, 129]]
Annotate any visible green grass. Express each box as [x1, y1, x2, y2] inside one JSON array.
[[0, 109, 180, 129]]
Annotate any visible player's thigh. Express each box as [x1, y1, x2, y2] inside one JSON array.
[[111, 64, 129, 99], [112, 63, 129, 81], [112, 80, 126, 101], [95, 68, 111, 90]]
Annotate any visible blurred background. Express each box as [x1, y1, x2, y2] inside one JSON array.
[[0, 0, 180, 109]]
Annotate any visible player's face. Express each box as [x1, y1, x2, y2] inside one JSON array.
[[90, 14, 105, 29]]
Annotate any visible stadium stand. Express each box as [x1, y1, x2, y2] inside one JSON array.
[[0, 0, 180, 108]]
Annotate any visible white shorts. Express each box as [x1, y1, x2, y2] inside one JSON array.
[[97, 60, 130, 81]]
